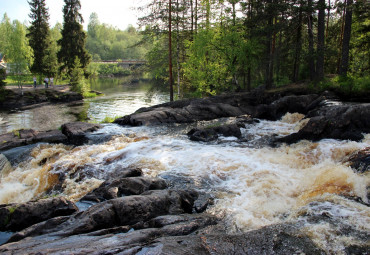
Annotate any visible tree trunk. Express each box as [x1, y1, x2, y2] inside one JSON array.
[[265, 0, 274, 89], [190, 0, 194, 38], [339, 0, 353, 76], [169, 0, 174, 102], [293, 1, 303, 82], [195, 0, 198, 33], [337, 1, 347, 73], [176, 0, 180, 98], [316, 0, 326, 81], [307, 0, 315, 81]]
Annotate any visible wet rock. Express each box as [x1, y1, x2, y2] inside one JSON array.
[[256, 94, 319, 120], [193, 193, 214, 213], [142, 223, 325, 255], [0, 197, 78, 232], [115, 92, 321, 127], [32, 130, 67, 144], [61, 122, 102, 145], [81, 176, 167, 202], [1, 214, 217, 254], [278, 104, 370, 143], [346, 147, 370, 173], [0, 129, 67, 152], [0, 89, 83, 110], [188, 123, 243, 142], [6, 190, 198, 239]]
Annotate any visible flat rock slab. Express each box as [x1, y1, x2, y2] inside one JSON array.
[[0, 129, 67, 151]]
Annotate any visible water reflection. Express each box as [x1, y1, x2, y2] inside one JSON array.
[[0, 77, 169, 133]]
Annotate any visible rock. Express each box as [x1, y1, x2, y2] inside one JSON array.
[[32, 130, 67, 144], [278, 103, 370, 143], [193, 193, 214, 213], [188, 123, 243, 142], [81, 176, 167, 202], [115, 92, 321, 127], [0, 89, 83, 110], [4, 190, 198, 240], [61, 122, 102, 145], [187, 128, 219, 142], [0, 197, 78, 232], [346, 147, 370, 173], [141, 223, 325, 255], [1, 214, 217, 254], [0, 129, 67, 152]]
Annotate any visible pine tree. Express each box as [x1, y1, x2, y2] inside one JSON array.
[[27, 0, 51, 76], [58, 0, 90, 75]]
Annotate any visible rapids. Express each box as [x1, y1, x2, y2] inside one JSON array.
[[0, 113, 369, 253]]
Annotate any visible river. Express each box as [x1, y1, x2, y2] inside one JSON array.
[[0, 80, 369, 253], [0, 77, 169, 133]]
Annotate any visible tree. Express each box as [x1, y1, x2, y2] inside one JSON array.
[[7, 20, 34, 93], [58, 0, 90, 75], [169, 0, 174, 101], [27, 0, 51, 78], [339, 0, 353, 76], [316, 0, 326, 81]]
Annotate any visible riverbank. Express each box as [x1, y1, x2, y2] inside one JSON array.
[[0, 85, 83, 110]]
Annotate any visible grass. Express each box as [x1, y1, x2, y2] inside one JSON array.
[[100, 116, 120, 123], [312, 75, 370, 93], [12, 130, 20, 138]]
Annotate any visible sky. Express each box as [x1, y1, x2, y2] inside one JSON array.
[[0, 0, 148, 30]]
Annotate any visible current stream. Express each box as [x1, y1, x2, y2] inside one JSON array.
[[0, 80, 369, 254]]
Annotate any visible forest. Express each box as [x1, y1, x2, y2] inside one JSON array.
[[139, 0, 369, 99], [0, 0, 369, 99]]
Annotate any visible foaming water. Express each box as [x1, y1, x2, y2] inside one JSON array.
[[0, 113, 368, 250]]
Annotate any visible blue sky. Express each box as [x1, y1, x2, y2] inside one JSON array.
[[0, 0, 146, 30]]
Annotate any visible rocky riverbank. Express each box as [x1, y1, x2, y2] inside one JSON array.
[[0, 87, 369, 254], [0, 87, 83, 110]]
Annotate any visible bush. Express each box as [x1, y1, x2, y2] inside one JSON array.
[[69, 57, 90, 95]]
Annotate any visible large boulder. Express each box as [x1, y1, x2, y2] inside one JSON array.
[[187, 123, 243, 142], [0, 197, 78, 232], [61, 122, 102, 145], [278, 103, 370, 143]]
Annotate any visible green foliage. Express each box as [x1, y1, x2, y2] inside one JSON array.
[[69, 57, 89, 95], [27, 0, 51, 76], [98, 64, 131, 76], [0, 68, 6, 88], [100, 116, 119, 123], [86, 12, 148, 61], [314, 75, 370, 93], [58, 0, 91, 75]]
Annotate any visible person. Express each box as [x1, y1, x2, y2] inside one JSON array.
[[44, 77, 49, 88], [33, 76, 37, 88], [50, 77, 54, 87]]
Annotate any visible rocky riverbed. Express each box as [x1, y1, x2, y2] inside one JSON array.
[[0, 88, 369, 254]]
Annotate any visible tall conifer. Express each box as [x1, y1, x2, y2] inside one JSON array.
[[27, 0, 50, 76], [58, 0, 90, 75]]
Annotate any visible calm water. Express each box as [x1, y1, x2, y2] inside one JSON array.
[[0, 77, 169, 134]]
